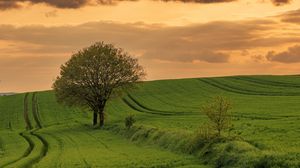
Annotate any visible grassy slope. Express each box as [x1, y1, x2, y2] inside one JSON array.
[[107, 76, 300, 152], [105, 75, 300, 167], [0, 75, 300, 167], [0, 93, 29, 166], [0, 91, 206, 167]]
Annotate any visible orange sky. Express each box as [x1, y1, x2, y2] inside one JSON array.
[[0, 0, 300, 92]]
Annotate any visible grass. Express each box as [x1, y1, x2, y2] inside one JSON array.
[[0, 88, 207, 168], [0, 75, 300, 167], [33, 123, 204, 168]]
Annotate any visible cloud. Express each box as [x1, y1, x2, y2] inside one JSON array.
[[271, 0, 291, 6], [45, 10, 58, 17], [0, 20, 278, 63], [266, 45, 300, 63], [0, 0, 238, 10], [0, 0, 293, 10], [0, 18, 299, 64], [0, 1, 21, 10], [1, 15, 300, 91], [280, 9, 300, 24], [143, 50, 230, 63], [0, 0, 91, 9], [32, 0, 90, 8], [159, 0, 236, 3]]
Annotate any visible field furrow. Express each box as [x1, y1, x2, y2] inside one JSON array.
[[234, 75, 300, 87], [32, 93, 42, 129], [123, 97, 173, 116], [0, 133, 33, 168], [3, 92, 49, 168], [233, 76, 300, 88], [31, 132, 64, 168], [23, 93, 33, 130], [199, 78, 292, 96], [123, 94, 196, 116]]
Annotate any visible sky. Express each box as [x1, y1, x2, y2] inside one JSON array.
[[0, 0, 300, 92]]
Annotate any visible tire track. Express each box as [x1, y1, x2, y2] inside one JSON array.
[[69, 125, 131, 162], [76, 125, 112, 151], [84, 131, 111, 150], [47, 133, 64, 168], [31, 132, 48, 162], [16, 132, 46, 168], [82, 129, 130, 158], [123, 98, 171, 116], [4, 93, 49, 168], [19, 133, 35, 159], [2, 93, 36, 168], [123, 94, 196, 116], [233, 76, 300, 88], [29, 92, 49, 167], [58, 131, 91, 168], [32, 131, 64, 168], [198, 78, 300, 96], [125, 90, 295, 120], [1, 132, 34, 168], [128, 94, 180, 115], [24, 93, 33, 130], [31, 93, 77, 167], [32, 93, 42, 129], [0, 137, 3, 156]]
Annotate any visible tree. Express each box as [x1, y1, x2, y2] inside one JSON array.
[[53, 42, 145, 127], [201, 96, 232, 137]]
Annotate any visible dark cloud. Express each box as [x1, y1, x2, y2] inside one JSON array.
[[0, 0, 90, 9], [280, 9, 300, 24], [0, 0, 238, 10], [0, 0, 293, 10], [159, 0, 235, 3], [271, 0, 291, 6], [0, 1, 21, 10], [266, 45, 300, 63], [0, 22, 229, 63], [30, 0, 90, 8], [0, 0, 297, 10]]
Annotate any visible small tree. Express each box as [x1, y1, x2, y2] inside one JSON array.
[[53, 42, 145, 127], [125, 113, 136, 129], [201, 96, 232, 137]]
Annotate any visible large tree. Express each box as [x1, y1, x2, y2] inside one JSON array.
[[53, 42, 145, 127]]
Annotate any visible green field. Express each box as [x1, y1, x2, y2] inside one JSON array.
[[0, 75, 300, 167]]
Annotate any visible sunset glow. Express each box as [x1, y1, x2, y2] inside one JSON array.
[[0, 0, 300, 92]]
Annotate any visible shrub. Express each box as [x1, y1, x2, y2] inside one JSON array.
[[188, 124, 216, 153], [201, 96, 233, 137], [125, 114, 136, 129]]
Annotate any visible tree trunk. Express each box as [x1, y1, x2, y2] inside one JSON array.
[[217, 129, 221, 137], [99, 112, 104, 127], [93, 112, 98, 126], [97, 101, 106, 127]]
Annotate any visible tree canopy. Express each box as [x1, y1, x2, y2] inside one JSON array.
[[53, 42, 145, 127]]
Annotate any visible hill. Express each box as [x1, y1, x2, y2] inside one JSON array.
[[0, 75, 299, 167]]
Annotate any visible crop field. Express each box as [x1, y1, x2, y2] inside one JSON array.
[[0, 75, 300, 167]]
